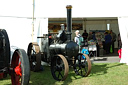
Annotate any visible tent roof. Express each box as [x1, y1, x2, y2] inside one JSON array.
[[0, 0, 128, 18]]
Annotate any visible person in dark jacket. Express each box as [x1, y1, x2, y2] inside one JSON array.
[[82, 30, 88, 41], [104, 32, 112, 54], [92, 32, 96, 41]]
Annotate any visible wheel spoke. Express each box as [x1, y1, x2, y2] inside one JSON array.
[[80, 68, 83, 75], [32, 48, 36, 54], [78, 67, 80, 72], [57, 72, 60, 79], [18, 62, 21, 67], [58, 71, 63, 79], [84, 67, 87, 74], [15, 74, 21, 85], [53, 66, 57, 73]]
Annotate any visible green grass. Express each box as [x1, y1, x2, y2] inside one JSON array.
[[1, 63, 128, 85]]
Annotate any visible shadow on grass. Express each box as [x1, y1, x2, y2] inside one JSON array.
[[29, 66, 85, 85], [90, 64, 108, 76], [89, 63, 124, 77], [29, 63, 124, 85], [0, 68, 82, 85], [62, 67, 86, 85]]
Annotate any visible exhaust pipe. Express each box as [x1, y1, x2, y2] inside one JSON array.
[[66, 5, 72, 41]]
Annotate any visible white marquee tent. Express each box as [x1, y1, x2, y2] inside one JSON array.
[[0, 0, 128, 64]]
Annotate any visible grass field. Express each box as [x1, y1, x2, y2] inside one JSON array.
[[0, 63, 128, 85]]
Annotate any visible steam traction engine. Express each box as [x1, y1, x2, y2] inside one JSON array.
[[0, 29, 30, 85], [27, 5, 91, 81]]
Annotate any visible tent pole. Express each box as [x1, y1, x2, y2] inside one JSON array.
[[32, 0, 35, 42]]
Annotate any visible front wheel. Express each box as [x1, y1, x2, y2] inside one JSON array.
[[10, 49, 30, 85], [51, 54, 69, 81]]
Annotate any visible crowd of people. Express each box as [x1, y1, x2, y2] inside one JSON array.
[[74, 29, 121, 55], [48, 29, 121, 56]]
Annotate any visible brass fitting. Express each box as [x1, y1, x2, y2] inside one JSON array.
[[66, 5, 72, 9]]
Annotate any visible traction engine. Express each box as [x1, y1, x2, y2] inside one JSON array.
[[0, 29, 30, 85], [27, 5, 92, 81]]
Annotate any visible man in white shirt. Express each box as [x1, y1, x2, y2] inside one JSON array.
[[74, 30, 81, 45], [74, 30, 82, 52]]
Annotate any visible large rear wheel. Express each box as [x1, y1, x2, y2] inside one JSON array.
[[0, 29, 10, 67], [11, 49, 30, 85], [27, 42, 41, 72]]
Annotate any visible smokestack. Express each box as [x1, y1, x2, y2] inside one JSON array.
[[66, 5, 72, 41]]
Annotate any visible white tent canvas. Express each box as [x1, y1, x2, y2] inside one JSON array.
[[0, 0, 128, 64]]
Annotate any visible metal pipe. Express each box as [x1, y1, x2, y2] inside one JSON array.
[[66, 5, 72, 41], [32, 0, 35, 41]]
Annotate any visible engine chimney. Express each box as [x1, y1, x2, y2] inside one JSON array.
[[66, 5, 72, 41]]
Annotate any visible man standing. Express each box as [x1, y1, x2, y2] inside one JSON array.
[[104, 32, 112, 54], [82, 30, 88, 41], [110, 30, 117, 53], [74, 30, 83, 52], [74, 30, 81, 45]]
